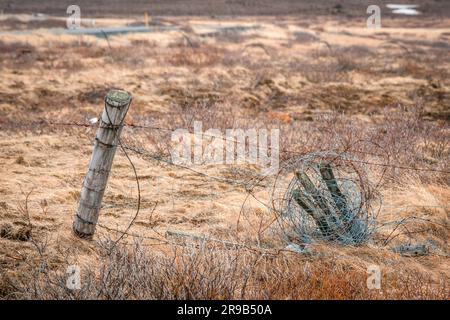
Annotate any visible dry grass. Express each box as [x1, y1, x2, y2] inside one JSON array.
[[0, 41, 38, 69], [167, 44, 227, 68], [0, 223, 31, 242], [0, 17, 64, 31], [3, 239, 447, 300]]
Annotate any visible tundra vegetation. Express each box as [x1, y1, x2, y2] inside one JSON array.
[[0, 3, 449, 299]]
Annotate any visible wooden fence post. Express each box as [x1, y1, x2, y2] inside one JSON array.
[[144, 11, 149, 27], [73, 89, 132, 239]]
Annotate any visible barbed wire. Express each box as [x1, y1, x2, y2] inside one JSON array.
[[10, 118, 450, 174], [102, 97, 142, 252], [5, 117, 449, 252]]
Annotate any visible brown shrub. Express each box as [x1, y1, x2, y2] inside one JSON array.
[[4, 239, 447, 300], [167, 45, 226, 68], [0, 40, 38, 69], [0, 17, 64, 31], [0, 223, 31, 242]]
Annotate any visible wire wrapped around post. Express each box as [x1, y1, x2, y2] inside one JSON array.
[[273, 152, 380, 246], [73, 89, 132, 239]]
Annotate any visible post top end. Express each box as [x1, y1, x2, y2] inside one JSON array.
[[105, 89, 132, 108]]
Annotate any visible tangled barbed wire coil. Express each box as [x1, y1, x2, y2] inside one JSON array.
[[272, 152, 381, 246]]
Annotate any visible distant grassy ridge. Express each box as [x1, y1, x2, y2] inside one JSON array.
[[2, 0, 449, 18]]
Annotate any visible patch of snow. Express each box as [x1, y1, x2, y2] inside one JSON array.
[[387, 4, 421, 15]]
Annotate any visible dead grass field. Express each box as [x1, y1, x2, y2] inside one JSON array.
[[0, 12, 449, 299]]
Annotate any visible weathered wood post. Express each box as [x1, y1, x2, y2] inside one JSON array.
[[144, 11, 149, 27], [73, 89, 132, 239]]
